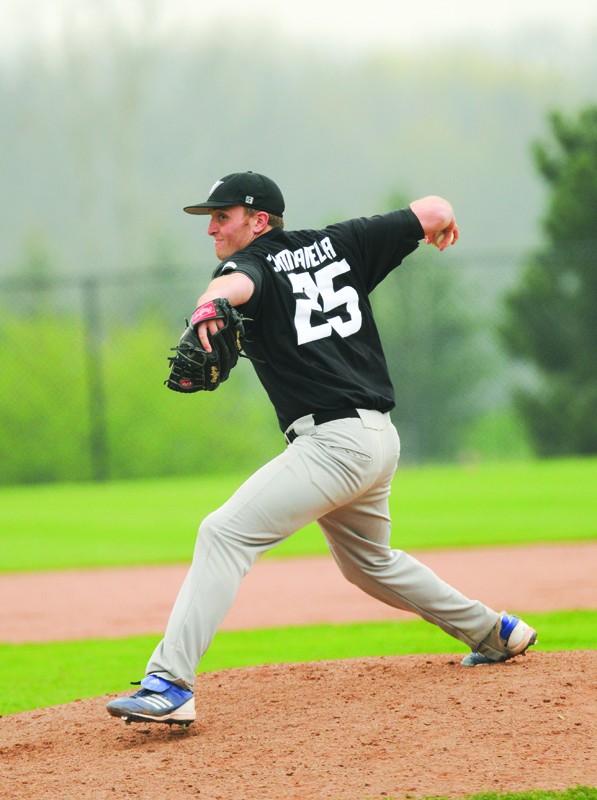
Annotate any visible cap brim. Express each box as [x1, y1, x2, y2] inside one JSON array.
[[183, 201, 238, 215]]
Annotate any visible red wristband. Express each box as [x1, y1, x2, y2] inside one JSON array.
[[191, 301, 217, 328]]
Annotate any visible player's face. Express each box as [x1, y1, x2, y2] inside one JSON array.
[[207, 206, 257, 260]]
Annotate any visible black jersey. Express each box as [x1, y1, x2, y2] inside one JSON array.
[[213, 208, 424, 431]]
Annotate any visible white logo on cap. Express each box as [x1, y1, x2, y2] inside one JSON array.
[[209, 180, 224, 196], [245, 195, 254, 205]]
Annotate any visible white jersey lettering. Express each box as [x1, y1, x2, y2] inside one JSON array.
[[271, 236, 338, 273]]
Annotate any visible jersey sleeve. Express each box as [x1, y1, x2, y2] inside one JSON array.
[[212, 256, 264, 317], [328, 208, 424, 293]]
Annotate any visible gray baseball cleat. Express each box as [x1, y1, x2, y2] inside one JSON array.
[[461, 612, 537, 666]]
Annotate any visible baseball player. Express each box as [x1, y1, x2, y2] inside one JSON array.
[[106, 172, 537, 726]]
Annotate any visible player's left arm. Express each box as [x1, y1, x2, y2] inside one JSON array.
[[409, 195, 459, 251], [195, 272, 255, 352]]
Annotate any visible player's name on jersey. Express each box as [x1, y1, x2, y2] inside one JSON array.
[[267, 236, 337, 273]]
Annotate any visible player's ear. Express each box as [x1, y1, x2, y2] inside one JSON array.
[[253, 211, 271, 233]]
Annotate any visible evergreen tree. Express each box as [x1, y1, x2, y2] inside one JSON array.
[[500, 105, 597, 455]]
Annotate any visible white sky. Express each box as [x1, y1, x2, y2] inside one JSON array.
[[4, 0, 597, 57]]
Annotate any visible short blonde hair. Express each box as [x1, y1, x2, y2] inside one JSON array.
[[245, 207, 285, 230]]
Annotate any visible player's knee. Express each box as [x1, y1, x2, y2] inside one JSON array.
[[196, 507, 285, 557], [194, 511, 221, 552], [195, 509, 249, 550], [334, 557, 366, 586], [335, 552, 394, 588]]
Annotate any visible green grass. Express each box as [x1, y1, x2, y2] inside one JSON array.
[[396, 790, 596, 800], [1, 457, 595, 572], [1, 610, 594, 716]]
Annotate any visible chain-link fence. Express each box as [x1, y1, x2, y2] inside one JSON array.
[[0, 248, 544, 484]]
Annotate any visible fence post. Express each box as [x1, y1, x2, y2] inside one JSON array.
[[81, 277, 109, 480]]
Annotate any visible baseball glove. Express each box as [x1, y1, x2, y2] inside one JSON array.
[[165, 298, 245, 393]]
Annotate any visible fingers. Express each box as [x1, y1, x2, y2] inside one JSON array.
[[197, 319, 224, 352], [427, 222, 459, 251]]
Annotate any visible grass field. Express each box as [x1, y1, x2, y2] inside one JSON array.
[[0, 611, 597, 715], [1, 456, 595, 572], [1, 610, 595, 716], [403, 791, 596, 800], [1, 460, 595, 797]]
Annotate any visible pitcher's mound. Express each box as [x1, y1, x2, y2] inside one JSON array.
[[2, 651, 595, 799]]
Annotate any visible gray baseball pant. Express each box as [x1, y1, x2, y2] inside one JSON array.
[[146, 409, 498, 689]]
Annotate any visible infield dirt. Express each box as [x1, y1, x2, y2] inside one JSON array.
[[1, 543, 596, 799]]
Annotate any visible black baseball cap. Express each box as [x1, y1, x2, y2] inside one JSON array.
[[184, 171, 285, 218]]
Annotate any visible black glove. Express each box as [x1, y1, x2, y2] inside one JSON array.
[[165, 298, 245, 393]]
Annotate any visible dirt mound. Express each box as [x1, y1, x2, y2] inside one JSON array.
[[2, 651, 595, 800]]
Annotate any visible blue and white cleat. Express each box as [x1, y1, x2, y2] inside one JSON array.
[[461, 613, 537, 667], [106, 675, 196, 726]]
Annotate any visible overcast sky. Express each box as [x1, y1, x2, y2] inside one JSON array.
[[4, 0, 597, 58]]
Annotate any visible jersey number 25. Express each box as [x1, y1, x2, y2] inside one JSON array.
[[288, 260, 362, 345]]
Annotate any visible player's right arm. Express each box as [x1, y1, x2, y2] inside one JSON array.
[[195, 272, 255, 352]]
